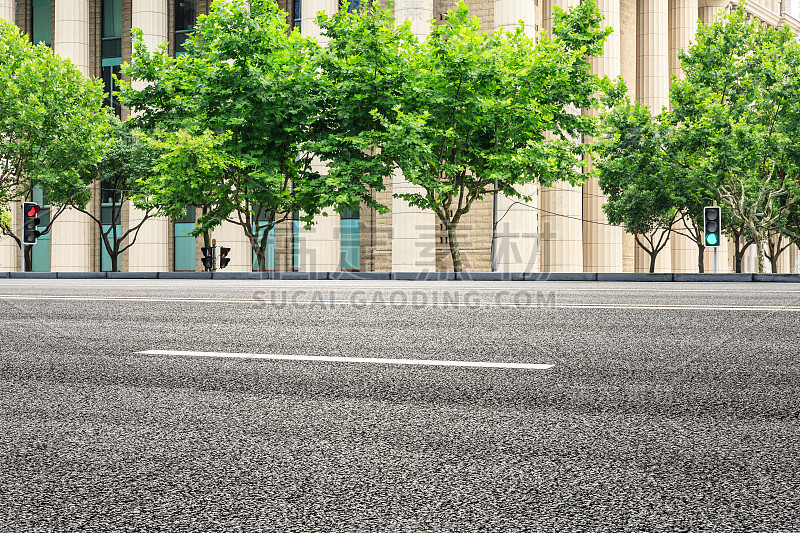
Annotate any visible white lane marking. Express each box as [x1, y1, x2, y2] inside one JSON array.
[[2, 294, 800, 312], [5, 281, 800, 294], [137, 350, 554, 370]]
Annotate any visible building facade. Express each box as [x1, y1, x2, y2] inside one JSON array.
[[1, 0, 799, 273]]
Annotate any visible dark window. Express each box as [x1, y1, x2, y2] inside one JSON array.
[[102, 0, 122, 117], [101, 64, 122, 117], [31, 0, 51, 46], [292, 0, 301, 31], [347, 0, 360, 13], [100, 182, 122, 226], [175, 0, 197, 55], [175, 204, 196, 224]]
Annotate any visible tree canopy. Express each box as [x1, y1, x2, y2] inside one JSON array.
[[0, 19, 107, 248], [322, 0, 621, 271], [598, 5, 800, 273], [670, 5, 800, 272], [122, 0, 376, 271]]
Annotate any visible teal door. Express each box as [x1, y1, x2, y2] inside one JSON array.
[[174, 222, 196, 271], [100, 225, 121, 271]]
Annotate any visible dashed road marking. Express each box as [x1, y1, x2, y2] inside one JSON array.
[[137, 349, 555, 370]]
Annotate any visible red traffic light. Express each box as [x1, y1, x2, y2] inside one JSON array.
[[219, 247, 231, 269], [22, 202, 41, 245]]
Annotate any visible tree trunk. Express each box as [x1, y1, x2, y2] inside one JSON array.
[[697, 243, 705, 273], [755, 237, 765, 274], [256, 245, 266, 272], [202, 231, 211, 249], [446, 222, 462, 273], [733, 233, 748, 273], [111, 252, 119, 273], [769, 253, 779, 274], [649, 252, 656, 273]]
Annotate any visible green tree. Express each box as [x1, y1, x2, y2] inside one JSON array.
[[786, 202, 800, 258], [142, 130, 235, 252], [69, 119, 157, 272], [597, 102, 678, 273], [122, 0, 373, 271], [670, 5, 800, 273], [0, 20, 107, 263], [328, 1, 619, 271], [309, 2, 413, 215], [597, 100, 720, 273]]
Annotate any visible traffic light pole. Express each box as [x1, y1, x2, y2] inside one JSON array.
[[714, 247, 718, 274], [21, 243, 25, 273]]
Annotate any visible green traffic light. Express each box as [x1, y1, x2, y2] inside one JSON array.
[[705, 233, 719, 246]]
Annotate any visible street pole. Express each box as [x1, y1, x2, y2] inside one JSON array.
[[490, 180, 498, 272], [714, 247, 718, 274]]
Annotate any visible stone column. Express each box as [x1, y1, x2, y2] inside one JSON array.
[[492, 0, 538, 272], [540, 0, 583, 273], [494, 183, 539, 272], [776, 244, 792, 273], [668, 0, 699, 272], [495, 0, 536, 36], [789, 244, 800, 273], [50, 0, 93, 271], [131, 0, 168, 52], [396, 0, 433, 38], [635, 0, 671, 272], [669, 0, 698, 80], [584, 0, 623, 273], [699, 0, 728, 25], [763, 0, 779, 14], [302, 0, 338, 45], [0, 0, 13, 23], [54, 0, 90, 74], [620, 0, 637, 272], [392, 0, 437, 272], [127, 0, 171, 272], [298, 0, 341, 271]]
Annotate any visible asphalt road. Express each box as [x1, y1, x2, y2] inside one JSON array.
[[0, 280, 798, 532]]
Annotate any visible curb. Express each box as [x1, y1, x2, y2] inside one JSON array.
[[210, 272, 272, 280], [459, 272, 525, 281], [752, 273, 800, 282], [1, 271, 799, 282], [529, 273, 598, 282], [328, 272, 392, 281], [394, 272, 457, 281], [9, 272, 58, 279], [674, 273, 754, 282], [107, 272, 159, 279], [597, 273, 674, 282], [158, 272, 213, 280], [58, 272, 107, 279]]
